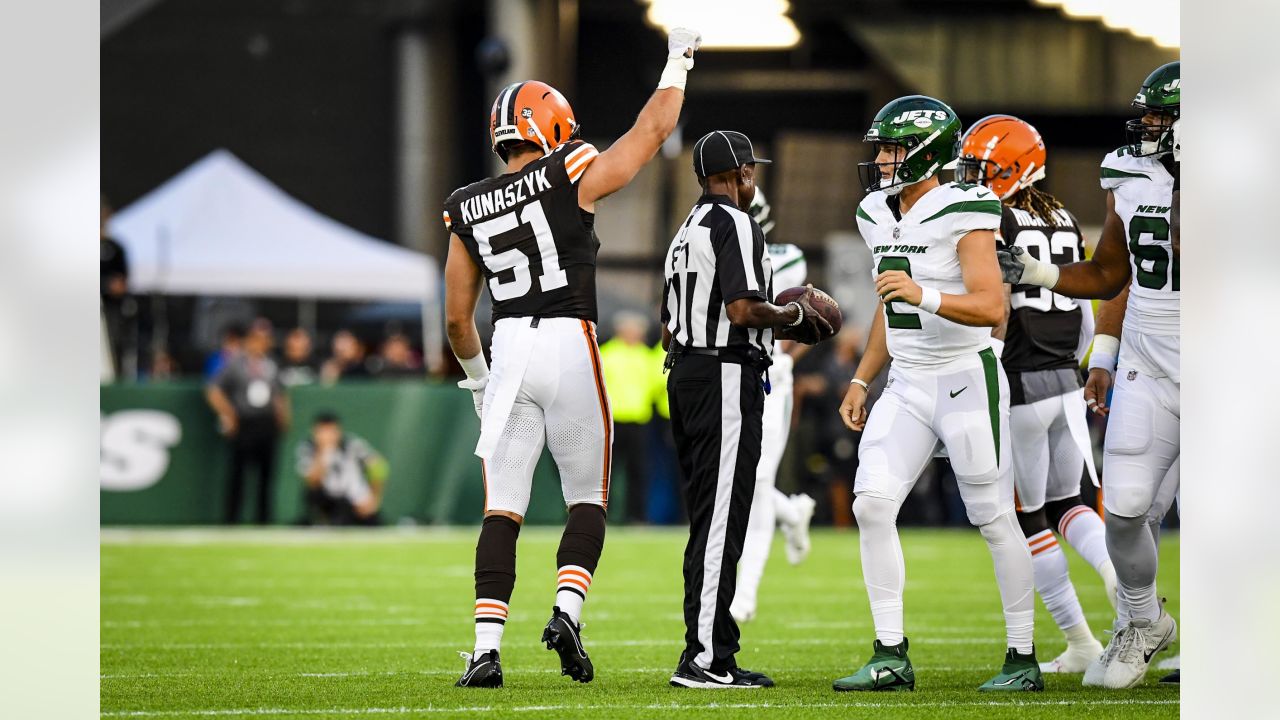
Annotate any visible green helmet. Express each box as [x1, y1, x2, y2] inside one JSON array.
[[1126, 61, 1180, 157], [859, 95, 962, 195]]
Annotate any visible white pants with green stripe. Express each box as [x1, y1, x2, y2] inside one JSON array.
[[855, 350, 1015, 526]]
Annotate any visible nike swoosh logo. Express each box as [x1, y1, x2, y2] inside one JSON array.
[[950, 386, 968, 398], [1143, 627, 1175, 663], [704, 670, 734, 683], [993, 673, 1025, 686]]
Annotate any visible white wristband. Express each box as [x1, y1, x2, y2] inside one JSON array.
[[850, 378, 870, 392], [1020, 255, 1061, 289], [1087, 334, 1120, 373], [457, 353, 489, 381], [917, 286, 942, 314], [657, 56, 691, 91], [784, 301, 805, 327]]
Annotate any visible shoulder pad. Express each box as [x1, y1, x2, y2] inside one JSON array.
[[1100, 146, 1156, 189]]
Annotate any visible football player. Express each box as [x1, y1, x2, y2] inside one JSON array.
[[729, 187, 818, 625], [957, 115, 1116, 674], [998, 61, 1180, 689], [444, 27, 702, 687], [835, 95, 1042, 693]]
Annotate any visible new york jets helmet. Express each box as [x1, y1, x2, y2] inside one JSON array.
[[858, 95, 962, 196], [1126, 61, 1180, 157]]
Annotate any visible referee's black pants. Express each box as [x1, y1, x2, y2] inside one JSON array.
[[668, 354, 764, 672]]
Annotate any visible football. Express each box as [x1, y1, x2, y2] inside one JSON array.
[[775, 285, 842, 336]]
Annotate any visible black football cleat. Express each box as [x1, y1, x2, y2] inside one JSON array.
[[542, 606, 594, 683], [455, 650, 503, 688], [669, 653, 774, 689]]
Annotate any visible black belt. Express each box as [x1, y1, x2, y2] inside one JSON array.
[[665, 342, 770, 373]]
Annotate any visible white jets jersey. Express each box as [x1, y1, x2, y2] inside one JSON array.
[[1100, 147, 1179, 337], [767, 243, 807, 369], [856, 182, 1001, 370]]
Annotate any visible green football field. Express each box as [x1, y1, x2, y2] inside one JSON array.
[[101, 526, 1179, 719]]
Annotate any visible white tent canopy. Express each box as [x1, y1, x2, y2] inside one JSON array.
[[107, 149, 444, 372], [108, 149, 438, 302]]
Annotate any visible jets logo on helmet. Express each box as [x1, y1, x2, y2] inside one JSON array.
[[489, 80, 581, 162], [957, 115, 1047, 200], [1126, 61, 1180, 158], [858, 95, 962, 196]]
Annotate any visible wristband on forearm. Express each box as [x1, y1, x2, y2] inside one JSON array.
[[917, 286, 942, 314], [657, 56, 691, 91], [1087, 334, 1120, 373], [457, 353, 489, 381], [850, 378, 870, 392], [784, 301, 804, 327], [1020, 255, 1061, 289]]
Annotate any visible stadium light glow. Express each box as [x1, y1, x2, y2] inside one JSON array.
[[641, 0, 801, 50], [1034, 0, 1179, 48]]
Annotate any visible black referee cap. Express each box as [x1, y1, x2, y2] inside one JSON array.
[[692, 130, 771, 178]]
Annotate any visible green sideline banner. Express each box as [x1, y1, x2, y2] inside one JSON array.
[[100, 382, 569, 525]]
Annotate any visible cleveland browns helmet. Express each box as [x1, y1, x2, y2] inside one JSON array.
[[489, 80, 580, 161], [957, 115, 1047, 200]]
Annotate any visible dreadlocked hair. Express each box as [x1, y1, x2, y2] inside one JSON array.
[[1008, 185, 1066, 225]]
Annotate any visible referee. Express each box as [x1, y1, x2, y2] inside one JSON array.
[[660, 130, 831, 689]]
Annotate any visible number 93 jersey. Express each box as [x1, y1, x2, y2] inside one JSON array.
[[443, 140, 602, 323], [998, 205, 1086, 373], [856, 182, 1002, 370], [1100, 146, 1179, 336]]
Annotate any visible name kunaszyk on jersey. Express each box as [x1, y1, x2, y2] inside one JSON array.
[[445, 139, 602, 323]]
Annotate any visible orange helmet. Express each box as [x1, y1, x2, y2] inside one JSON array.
[[489, 80, 580, 161], [957, 115, 1046, 200]]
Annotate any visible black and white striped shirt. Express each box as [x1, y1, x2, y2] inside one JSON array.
[[661, 194, 773, 359]]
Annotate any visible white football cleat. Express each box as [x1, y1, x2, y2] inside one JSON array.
[[1039, 636, 1105, 673], [781, 494, 816, 565], [1156, 653, 1180, 670], [1099, 611, 1177, 689], [1081, 630, 1116, 687]]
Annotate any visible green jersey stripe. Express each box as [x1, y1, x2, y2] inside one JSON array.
[[979, 347, 1001, 465], [1101, 167, 1149, 180], [920, 200, 1002, 224], [856, 206, 877, 225]]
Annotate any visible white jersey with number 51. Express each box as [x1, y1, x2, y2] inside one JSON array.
[[855, 183, 1002, 370]]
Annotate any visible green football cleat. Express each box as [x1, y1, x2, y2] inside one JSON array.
[[833, 638, 915, 692], [978, 647, 1044, 692]]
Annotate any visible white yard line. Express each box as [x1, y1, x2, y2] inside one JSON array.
[[101, 698, 1179, 717]]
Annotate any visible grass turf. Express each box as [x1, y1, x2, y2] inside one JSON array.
[[101, 526, 1178, 718]]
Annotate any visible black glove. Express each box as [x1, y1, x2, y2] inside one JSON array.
[[996, 245, 1028, 285], [776, 287, 833, 345]]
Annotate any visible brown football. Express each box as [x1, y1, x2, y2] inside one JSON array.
[[774, 286, 842, 336]]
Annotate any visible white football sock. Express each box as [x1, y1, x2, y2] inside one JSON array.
[[473, 598, 508, 655], [980, 511, 1036, 654], [735, 481, 777, 610], [555, 566, 592, 625], [853, 495, 905, 646], [1027, 529, 1087, 632], [772, 487, 799, 527], [1058, 505, 1110, 574]]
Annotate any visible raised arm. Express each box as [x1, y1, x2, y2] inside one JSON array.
[[577, 28, 701, 209]]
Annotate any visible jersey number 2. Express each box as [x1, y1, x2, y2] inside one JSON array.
[[878, 257, 922, 329], [471, 200, 569, 301]]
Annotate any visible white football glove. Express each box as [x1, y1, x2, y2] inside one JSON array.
[[457, 376, 487, 420], [667, 27, 702, 69]]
